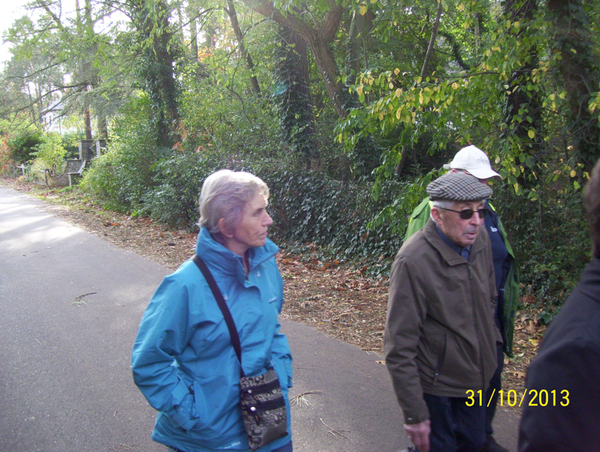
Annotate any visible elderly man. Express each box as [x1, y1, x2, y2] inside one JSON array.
[[405, 145, 518, 452], [385, 172, 500, 452]]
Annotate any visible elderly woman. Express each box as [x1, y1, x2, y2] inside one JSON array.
[[132, 170, 293, 452]]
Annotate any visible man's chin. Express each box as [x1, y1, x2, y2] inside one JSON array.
[[462, 233, 478, 245]]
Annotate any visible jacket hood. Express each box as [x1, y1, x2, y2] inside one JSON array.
[[195, 227, 279, 277]]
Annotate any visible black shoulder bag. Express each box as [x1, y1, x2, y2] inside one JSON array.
[[192, 255, 288, 451]]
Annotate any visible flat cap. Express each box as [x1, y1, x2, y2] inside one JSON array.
[[427, 172, 492, 201]]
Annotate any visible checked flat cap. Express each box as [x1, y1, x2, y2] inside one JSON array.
[[427, 172, 492, 201]]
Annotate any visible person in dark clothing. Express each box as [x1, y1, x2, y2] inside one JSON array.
[[518, 157, 600, 451]]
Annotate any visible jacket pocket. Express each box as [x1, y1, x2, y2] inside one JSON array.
[[435, 333, 483, 390], [189, 374, 241, 435], [417, 327, 447, 385], [432, 332, 447, 385]]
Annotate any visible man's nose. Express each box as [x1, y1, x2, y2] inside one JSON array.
[[471, 212, 484, 226]]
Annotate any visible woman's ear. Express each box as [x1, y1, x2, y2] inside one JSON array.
[[217, 218, 234, 238]]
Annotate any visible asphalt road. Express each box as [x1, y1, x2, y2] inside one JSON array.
[[0, 185, 520, 452]]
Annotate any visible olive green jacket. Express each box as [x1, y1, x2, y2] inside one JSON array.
[[385, 220, 500, 423], [404, 197, 519, 356]]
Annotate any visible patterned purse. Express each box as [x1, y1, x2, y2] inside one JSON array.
[[239, 369, 288, 450], [193, 255, 288, 451]]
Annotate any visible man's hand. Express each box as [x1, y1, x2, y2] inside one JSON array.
[[404, 420, 431, 452]]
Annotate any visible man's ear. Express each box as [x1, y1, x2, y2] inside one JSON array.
[[431, 207, 442, 225], [217, 218, 234, 238]]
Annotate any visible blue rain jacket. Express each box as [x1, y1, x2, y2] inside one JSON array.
[[132, 227, 293, 451]]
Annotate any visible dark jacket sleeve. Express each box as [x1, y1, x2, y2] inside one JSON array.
[[519, 280, 600, 452], [519, 338, 600, 451], [384, 251, 430, 424]]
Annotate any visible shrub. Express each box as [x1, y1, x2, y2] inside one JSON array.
[[7, 129, 44, 164], [61, 132, 84, 159], [492, 174, 589, 323], [0, 134, 14, 175], [141, 152, 222, 229], [179, 75, 289, 161], [134, 153, 406, 276], [30, 133, 67, 186], [80, 96, 166, 212], [239, 161, 406, 276]]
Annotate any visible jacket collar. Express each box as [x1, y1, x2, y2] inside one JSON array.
[[194, 227, 279, 277], [423, 219, 486, 266]]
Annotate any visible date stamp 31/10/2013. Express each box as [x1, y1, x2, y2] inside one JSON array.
[[466, 389, 570, 408]]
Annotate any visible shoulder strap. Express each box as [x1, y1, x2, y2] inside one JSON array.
[[192, 254, 244, 375]]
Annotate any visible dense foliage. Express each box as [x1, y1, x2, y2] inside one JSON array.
[[1, 0, 599, 322], [6, 129, 44, 164]]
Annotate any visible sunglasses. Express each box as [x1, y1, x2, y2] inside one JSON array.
[[438, 207, 489, 220]]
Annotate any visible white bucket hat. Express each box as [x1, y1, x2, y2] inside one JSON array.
[[443, 145, 501, 180]]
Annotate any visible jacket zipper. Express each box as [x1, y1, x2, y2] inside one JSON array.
[[468, 260, 487, 390]]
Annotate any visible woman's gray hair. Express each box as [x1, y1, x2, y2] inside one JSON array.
[[198, 169, 269, 245]]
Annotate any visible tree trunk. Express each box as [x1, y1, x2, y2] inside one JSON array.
[[129, 0, 181, 146], [275, 24, 317, 168], [345, 9, 374, 91], [420, 0, 443, 78], [84, 107, 93, 140], [503, 0, 542, 168], [97, 115, 108, 140], [547, 0, 600, 167], [226, 0, 261, 95], [308, 36, 346, 118], [245, 0, 347, 118]]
